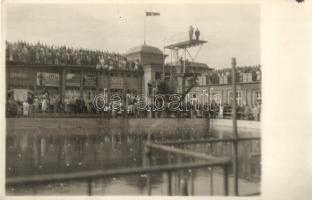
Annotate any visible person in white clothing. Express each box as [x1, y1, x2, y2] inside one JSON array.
[[219, 104, 224, 118], [23, 101, 29, 116], [41, 96, 47, 113]]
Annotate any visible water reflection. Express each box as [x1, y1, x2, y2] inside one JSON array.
[[6, 128, 260, 195]]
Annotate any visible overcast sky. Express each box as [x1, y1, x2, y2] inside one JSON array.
[[5, 3, 260, 68]]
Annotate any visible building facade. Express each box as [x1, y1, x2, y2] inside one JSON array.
[[7, 62, 144, 103], [6, 41, 261, 108], [189, 65, 262, 107]]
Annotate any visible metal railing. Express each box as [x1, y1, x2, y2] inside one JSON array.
[[6, 136, 260, 196], [144, 137, 261, 196], [6, 160, 230, 196], [143, 141, 232, 195], [158, 137, 261, 145]]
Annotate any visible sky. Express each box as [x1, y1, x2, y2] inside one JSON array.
[[4, 3, 260, 68]]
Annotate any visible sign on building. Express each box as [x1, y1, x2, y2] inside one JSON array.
[[9, 69, 33, 86], [36, 72, 60, 87], [83, 72, 97, 87], [111, 77, 123, 89], [66, 70, 81, 87]]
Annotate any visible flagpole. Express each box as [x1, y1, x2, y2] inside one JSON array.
[[162, 39, 165, 79], [144, 12, 146, 45]]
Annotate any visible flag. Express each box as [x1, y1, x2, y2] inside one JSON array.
[[146, 12, 160, 16]]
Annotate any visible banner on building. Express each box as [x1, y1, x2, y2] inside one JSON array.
[[66, 71, 81, 87], [111, 77, 123, 89], [9, 69, 32, 86], [83, 72, 97, 87], [36, 72, 60, 87]]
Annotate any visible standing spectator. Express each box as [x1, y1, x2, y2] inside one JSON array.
[[253, 103, 260, 121], [244, 104, 251, 120], [7, 94, 17, 117], [33, 96, 39, 113], [195, 28, 200, 40], [219, 104, 223, 118], [53, 95, 59, 113], [50, 95, 56, 113], [35, 49, 40, 63], [86, 101, 92, 113], [69, 97, 75, 113], [189, 25, 194, 41], [41, 94, 47, 113], [63, 97, 68, 113], [22, 101, 29, 117]]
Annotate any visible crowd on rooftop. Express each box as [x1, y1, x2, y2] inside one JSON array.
[[5, 41, 142, 71], [208, 65, 261, 84]]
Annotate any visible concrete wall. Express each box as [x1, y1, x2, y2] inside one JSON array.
[[210, 118, 260, 137], [7, 118, 260, 137], [6, 118, 210, 137]]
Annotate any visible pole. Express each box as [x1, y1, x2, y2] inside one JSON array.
[[180, 176, 188, 196], [190, 169, 194, 195], [210, 167, 213, 195], [167, 171, 172, 196], [182, 48, 186, 94], [162, 45, 165, 80], [87, 179, 92, 196], [231, 57, 239, 196], [123, 73, 127, 117], [107, 71, 111, 115], [207, 85, 211, 133], [146, 134, 152, 195], [223, 165, 229, 196], [144, 14, 146, 45]]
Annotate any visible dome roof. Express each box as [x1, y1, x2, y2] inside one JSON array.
[[126, 44, 163, 55]]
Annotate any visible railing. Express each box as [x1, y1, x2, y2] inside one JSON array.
[[143, 141, 231, 195], [145, 137, 261, 195], [6, 136, 260, 196], [158, 137, 261, 145], [6, 159, 231, 196]]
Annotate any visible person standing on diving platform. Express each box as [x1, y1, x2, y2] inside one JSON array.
[[195, 28, 200, 41], [189, 25, 194, 41]]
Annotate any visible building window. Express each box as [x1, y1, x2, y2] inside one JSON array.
[[155, 72, 162, 80], [228, 91, 241, 106], [255, 91, 261, 104], [165, 73, 170, 81], [256, 70, 261, 81], [210, 92, 221, 104]]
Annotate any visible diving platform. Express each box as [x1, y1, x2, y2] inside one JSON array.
[[165, 39, 207, 50]]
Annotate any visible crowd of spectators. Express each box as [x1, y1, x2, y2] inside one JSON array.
[[208, 101, 261, 121], [207, 65, 261, 85], [7, 91, 260, 121], [6, 41, 142, 71], [5, 40, 261, 120]]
